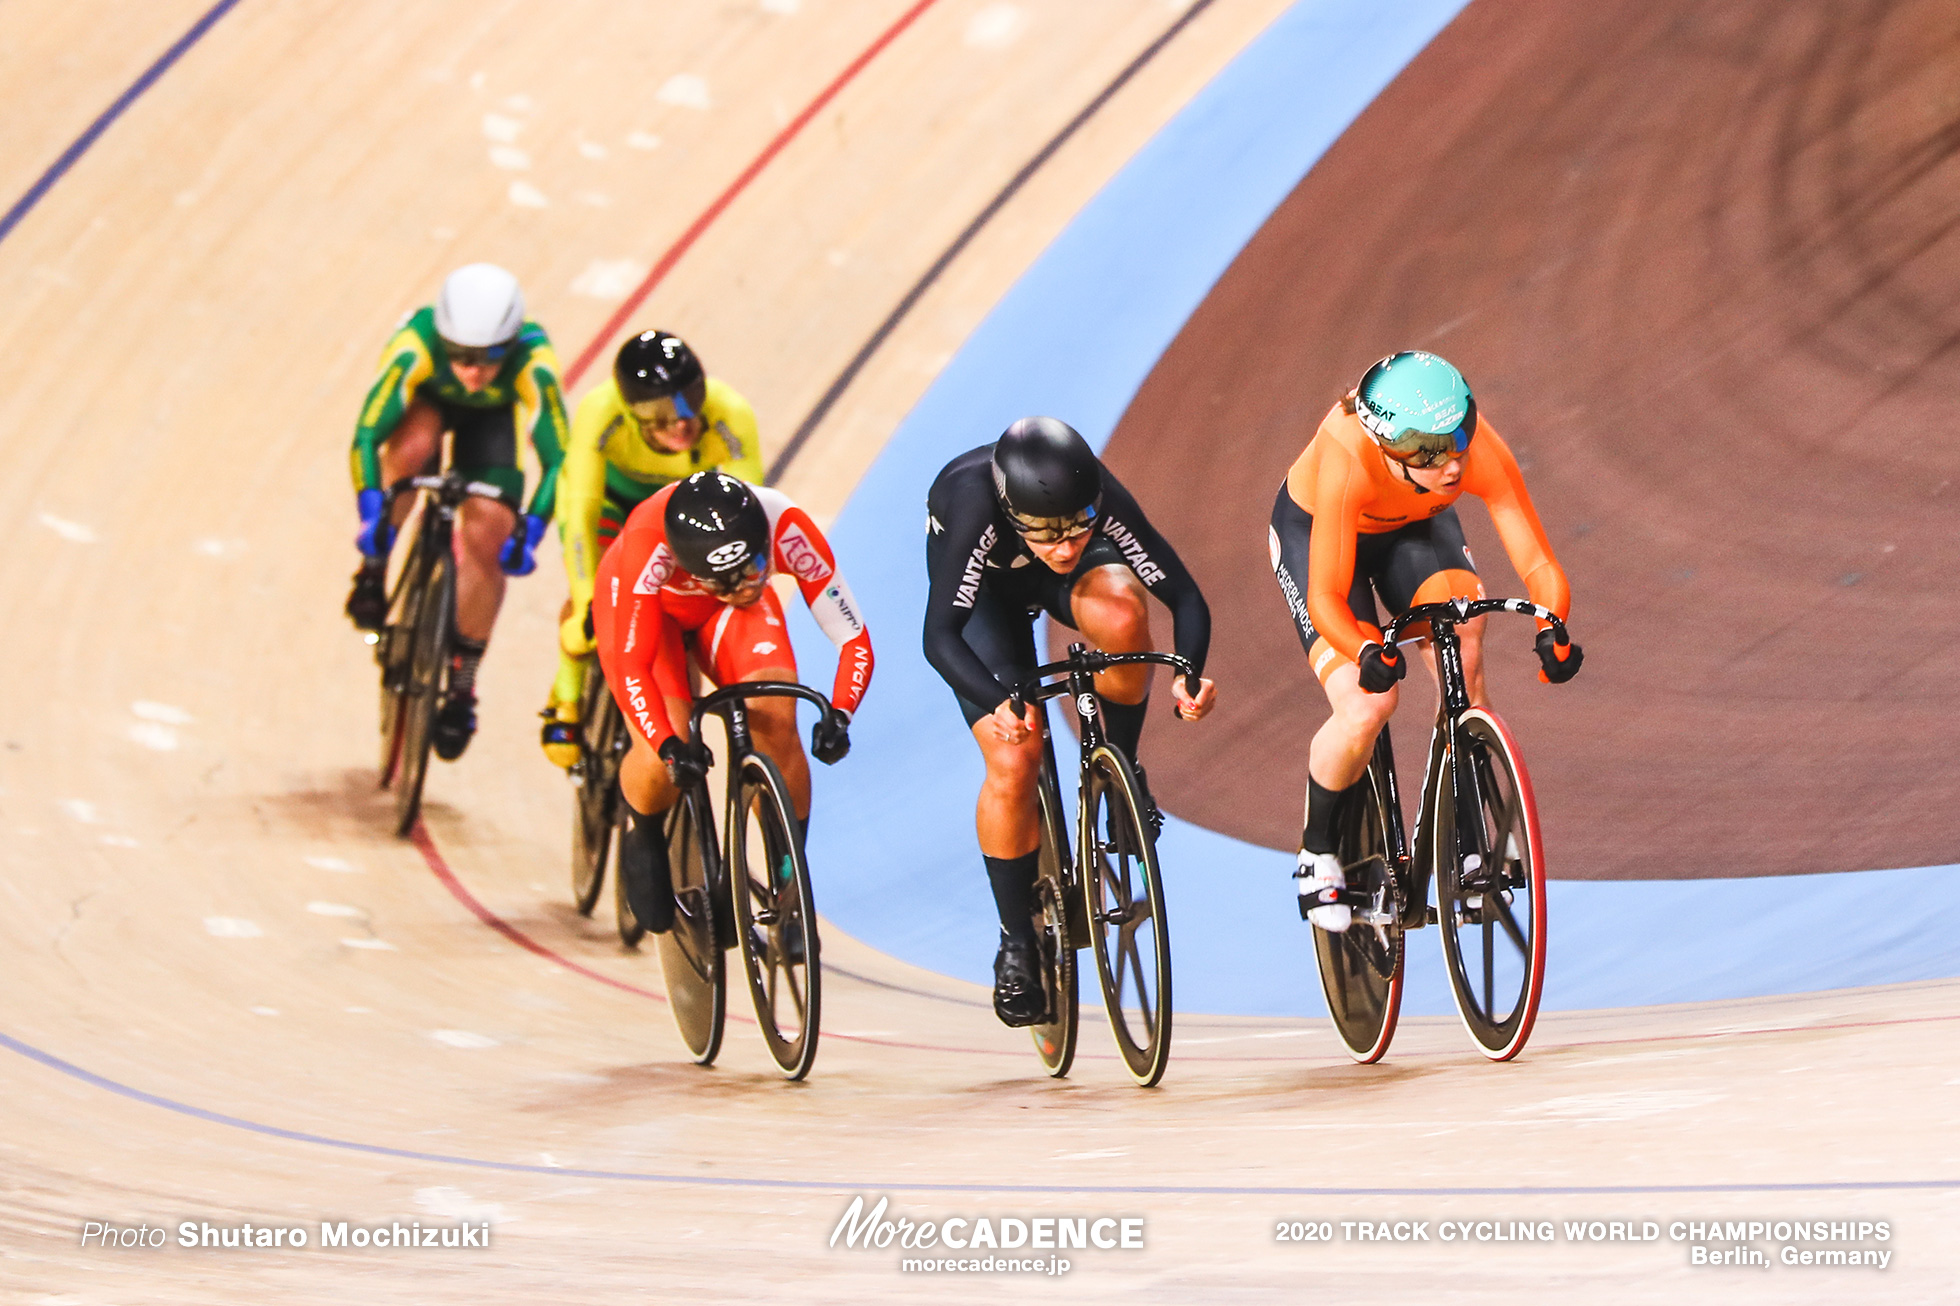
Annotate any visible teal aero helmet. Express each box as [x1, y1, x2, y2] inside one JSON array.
[[1354, 351, 1477, 467]]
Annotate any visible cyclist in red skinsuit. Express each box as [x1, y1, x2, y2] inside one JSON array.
[[1269, 352, 1581, 932], [592, 471, 872, 931]]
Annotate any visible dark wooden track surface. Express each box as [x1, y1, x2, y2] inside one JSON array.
[[1103, 0, 1960, 879]]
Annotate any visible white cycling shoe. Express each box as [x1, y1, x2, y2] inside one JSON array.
[[1295, 850, 1351, 933]]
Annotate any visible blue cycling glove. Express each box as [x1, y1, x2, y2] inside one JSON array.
[[355, 488, 390, 559], [501, 513, 548, 576]]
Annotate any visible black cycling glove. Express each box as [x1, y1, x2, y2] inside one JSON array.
[[811, 707, 852, 766], [659, 736, 713, 788], [1536, 629, 1584, 684], [1356, 642, 1408, 694]]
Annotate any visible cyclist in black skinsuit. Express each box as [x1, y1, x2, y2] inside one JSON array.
[[923, 417, 1216, 1026]]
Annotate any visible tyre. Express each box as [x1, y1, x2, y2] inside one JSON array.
[[1029, 770, 1078, 1079], [375, 537, 424, 789], [1081, 744, 1172, 1087], [657, 784, 725, 1064], [1434, 708, 1547, 1061], [570, 667, 623, 916], [1310, 759, 1405, 1064], [392, 549, 451, 837], [730, 753, 821, 1080]]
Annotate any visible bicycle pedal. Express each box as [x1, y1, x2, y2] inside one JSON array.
[[1424, 905, 1440, 926]]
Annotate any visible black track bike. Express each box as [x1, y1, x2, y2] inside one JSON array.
[[655, 681, 833, 1081], [373, 472, 507, 836], [1309, 597, 1562, 1063], [1011, 644, 1198, 1088]]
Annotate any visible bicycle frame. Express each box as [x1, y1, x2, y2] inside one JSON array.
[[1012, 643, 1199, 866], [1371, 598, 1567, 929]]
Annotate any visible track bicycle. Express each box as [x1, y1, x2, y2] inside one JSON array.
[[373, 470, 509, 836], [1010, 644, 1199, 1088], [1309, 597, 1564, 1063], [653, 680, 833, 1081]]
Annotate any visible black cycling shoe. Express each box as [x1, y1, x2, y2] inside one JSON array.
[[344, 561, 387, 631], [619, 806, 675, 934], [431, 693, 477, 762], [992, 934, 1046, 1028]]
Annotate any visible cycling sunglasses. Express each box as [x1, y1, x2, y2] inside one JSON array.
[[628, 389, 699, 430], [445, 341, 512, 369], [1361, 396, 1477, 469], [698, 557, 765, 598], [1006, 501, 1099, 545]]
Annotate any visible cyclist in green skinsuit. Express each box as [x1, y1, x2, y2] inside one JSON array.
[[343, 263, 569, 761]]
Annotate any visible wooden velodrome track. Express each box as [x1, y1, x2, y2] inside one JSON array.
[[0, 1, 1955, 1301]]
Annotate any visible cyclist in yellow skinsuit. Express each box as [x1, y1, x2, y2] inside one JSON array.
[[541, 330, 765, 766]]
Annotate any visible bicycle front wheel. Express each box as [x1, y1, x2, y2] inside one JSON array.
[[1081, 745, 1171, 1087], [1311, 759, 1405, 1064], [1435, 708, 1547, 1061], [393, 549, 451, 837], [657, 784, 725, 1064], [570, 667, 622, 916], [376, 535, 424, 788], [1029, 769, 1078, 1079], [730, 753, 821, 1080]]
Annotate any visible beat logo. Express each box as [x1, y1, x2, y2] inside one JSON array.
[[778, 523, 833, 584], [706, 540, 751, 569]]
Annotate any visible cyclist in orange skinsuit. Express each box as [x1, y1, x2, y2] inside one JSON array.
[[1268, 351, 1582, 930]]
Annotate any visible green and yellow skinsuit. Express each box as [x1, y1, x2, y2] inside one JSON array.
[[349, 306, 568, 515], [550, 374, 765, 707]]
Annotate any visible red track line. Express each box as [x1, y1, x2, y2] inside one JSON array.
[[411, 820, 1043, 1058], [561, 0, 942, 389]]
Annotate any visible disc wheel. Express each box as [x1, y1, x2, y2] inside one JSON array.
[[392, 550, 451, 837], [570, 668, 623, 916], [1310, 761, 1405, 1063], [1028, 773, 1078, 1078], [730, 754, 821, 1080], [657, 784, 725, 1064], [1435, 708, 1547, 1061], [1081, 745, 1172, 1087]]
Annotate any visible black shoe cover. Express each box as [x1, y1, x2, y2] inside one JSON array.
[[993, 935, 1046, 1028], [431, 695, 477, 761]]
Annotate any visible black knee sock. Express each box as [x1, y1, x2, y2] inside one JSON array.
[[619, 803, 674, 930], [984, 851, 1041, 945], [1102, 696, 1148, 768], [1301, 777, 1355, 856], [450, 637, 487, 699]]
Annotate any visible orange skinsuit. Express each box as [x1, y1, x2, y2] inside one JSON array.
[[1283, 403, 1571, 668]]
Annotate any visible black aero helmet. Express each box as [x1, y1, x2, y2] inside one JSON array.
[[990, 416, 1103, 539], [665, 470, 770, 584], [615, 330, 708, 419]]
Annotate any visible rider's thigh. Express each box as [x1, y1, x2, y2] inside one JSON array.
[[457, 495, 518, 565], [378, 400, 444, 482], [1067, 564, 1152, 651]]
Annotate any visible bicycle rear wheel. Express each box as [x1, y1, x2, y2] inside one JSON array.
[[729, 753, 821, 1080], [393, 549, 451, 837], [1029, 770, 1078, 1078], [1435, 708, 1547, 1061], [657, 784, 725, 1064], [570, 667, 623, 916], [1081, 745, 1171, 1087], [1311, 759, 1405, 1063]]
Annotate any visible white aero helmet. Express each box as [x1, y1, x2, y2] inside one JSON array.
[[434, 263, 525, 350]]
